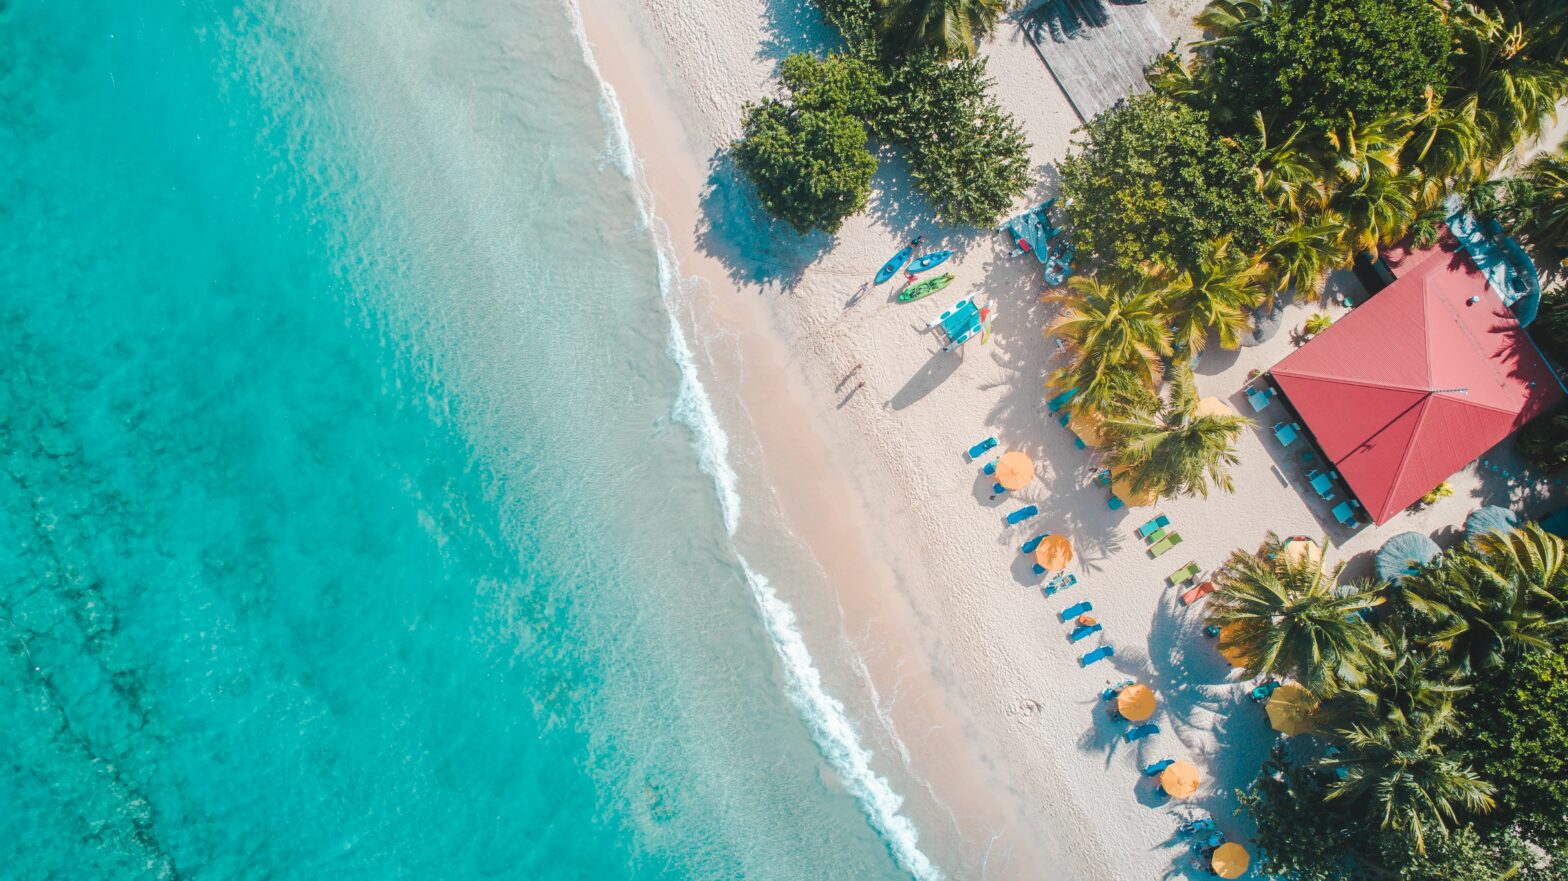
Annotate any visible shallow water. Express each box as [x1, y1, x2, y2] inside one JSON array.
[[0, 1, 932, 878]]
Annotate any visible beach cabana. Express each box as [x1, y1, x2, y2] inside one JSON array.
[[1375, 532, 1441, 581], [1110, 471, 1157, 508], [1211, 842, 1251, 879], [1265, 683, 1317, 737], [1465, 505, 1519, 542], [1158, 760, 1200, 798], [1216, 624, 1250, 668], [995, 451, 1035, 491], [1116, 683, 1156, 722], [1268, 230, 1564, 524], [1034, 534, 1073, 571]]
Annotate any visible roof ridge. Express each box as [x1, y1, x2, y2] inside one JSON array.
[[1375, 395, 1435, 519]]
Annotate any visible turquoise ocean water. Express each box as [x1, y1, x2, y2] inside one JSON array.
[[0, 1, 940, 878]]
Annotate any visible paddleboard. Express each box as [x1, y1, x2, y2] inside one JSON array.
[[874, 244, 914, 284], [897, 272, 954, 303], [907, 249, 953, 273]]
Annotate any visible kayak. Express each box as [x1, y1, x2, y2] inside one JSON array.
[[874, 244, 914, 284], [897, 272, 954, 303], [907, 249, 953, 273]]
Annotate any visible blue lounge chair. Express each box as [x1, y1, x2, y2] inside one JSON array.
[[1021, 534, 1046, 554], [1179, 817, 1216, 836], [1250, 681, 1281, 702], [1006, 505, 1039, 525], [1125, 723, 1160, 742], [982, 460, 997, 476], [1143, 759, 1175, 777], [1043, 574, 1077, 596], [1107, 495, 1124, 510], [1073, 435, 1087, 450], [1057, 412, 1071, 427], [1032, 563, 1045, 575], [1060, 601, 1093, 621], [992, 482, 1008, 495], [1068, 623, 1101, 642], [1101, 679, 1134, 701], [1137, 514, 1171, 539], [1079, 645, 1115, 666], [967, 436, 998, 460], [1095, 469, 1113, 487], [1202, 624, 1222, 638], [1046, 387, 1078, 413]]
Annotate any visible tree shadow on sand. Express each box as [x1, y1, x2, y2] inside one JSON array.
[[695, 150, 834, 293], [757, 0, 841, 63]]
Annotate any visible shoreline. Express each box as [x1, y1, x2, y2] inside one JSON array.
[[570, 2, 1070, 877]]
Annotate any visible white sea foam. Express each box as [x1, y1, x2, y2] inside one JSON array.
[[563, 7, 942, 878]]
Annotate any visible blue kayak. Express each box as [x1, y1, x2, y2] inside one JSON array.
[[874, 244, 914, 284], [907, 249, 953, 273]]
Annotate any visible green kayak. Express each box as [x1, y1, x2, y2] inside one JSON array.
[[897, 272, 954, 303]]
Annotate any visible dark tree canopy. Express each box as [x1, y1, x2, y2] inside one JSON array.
[[1208, 0, 1452, 133], [1463, 648, 1568, 851], [1058, 94, 1274, 272], [733, 54, 880, 235]]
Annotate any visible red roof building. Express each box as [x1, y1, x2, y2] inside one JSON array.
[[1269, 233, 1564, 524]]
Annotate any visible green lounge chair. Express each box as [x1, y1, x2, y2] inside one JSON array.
[[1146, 526, 1168, 543], [1148, 532, 1183, 557], [1168, 562, 1201, 586]]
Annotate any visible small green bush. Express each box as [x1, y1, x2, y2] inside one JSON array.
[[733, 54, 881, 234]]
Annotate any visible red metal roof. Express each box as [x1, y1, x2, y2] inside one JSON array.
[[1270, 233, 1563, 524]]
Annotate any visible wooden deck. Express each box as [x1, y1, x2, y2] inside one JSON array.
[[1019, 0, 1172, 122]]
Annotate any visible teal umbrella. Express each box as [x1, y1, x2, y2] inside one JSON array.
[[1376, 532, 1441, 581], [1465, 506, 1519, 543]]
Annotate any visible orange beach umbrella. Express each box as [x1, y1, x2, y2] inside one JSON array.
[[1034, 534, 1074, 571], [1159, 760, 1201, 799], [1116, 683, 1156, 722], [1212, 842, 1250, 879], [995, 451, 1035, 491], [1216, 624, 1251, 668], [1110, 473, 1158, 508], [1266, 682, 1318, 737]]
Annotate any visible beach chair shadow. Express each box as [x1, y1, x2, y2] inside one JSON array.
[[887, 347, 961, 410]]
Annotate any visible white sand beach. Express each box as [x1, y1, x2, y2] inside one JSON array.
[[574, 1, 1563, 877]]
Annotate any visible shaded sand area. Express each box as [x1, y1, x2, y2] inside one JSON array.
[[572, 1, 1565, 877]]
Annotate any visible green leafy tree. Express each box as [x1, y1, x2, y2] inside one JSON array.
[[1401, 524, 1568, 676], [1464, 648, 1568, 850], [733, 54, 881, 234], [882, 58, 1031, 226], [1058, 94, 1273, 272], [1237, 746, 1354, 881], [1322, 627, 1469, 738], [1043, 272, 1170, 417], [876, 0, 1009, 60], [1099, 363, 1250, 500], [1321, 700, 1496, 854], [1206, 0, 1451, 135], [1206, 542, 1387, 695], [1518, 404, 1568, 471]]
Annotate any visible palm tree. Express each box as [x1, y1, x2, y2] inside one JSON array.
[[1321, 113, 1410, 189], [1402, 524, 1568, 676], [1144, 51, 1210, 109], [877, 0, 1010, 59], [1320, 701, 1496, 854], [1255, 221, 1348, 303], [1206, 540, 1387, 695], [1330, 170, 1422, 256], [1158, 237, 1266, 355], [1447, 4, 1568, 161], [1243, 113, 1323, 223], [1192, 0, 1272, 47], [1099, 363, 1250, 501], [1044, 273, 1172, 418], [1321, 626, 1469, 737], [1405, 91, 1489, 202], [1520, 147, 1568, 263]]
